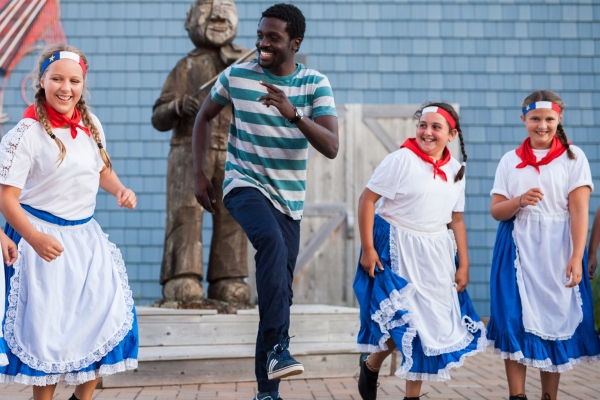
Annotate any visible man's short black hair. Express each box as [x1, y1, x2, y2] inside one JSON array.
[[261, 3, 306, 42]]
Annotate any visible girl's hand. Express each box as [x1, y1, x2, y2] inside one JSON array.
[[28, 232, 64, 262], [519, 188, 544, 208], [116, 188, 137, 209], [360, 247, 383, 278], [0, 233, 17, 266], [566, 257, 583, 287], [588, 253, 597, 280], [455, 267, 469, 292]]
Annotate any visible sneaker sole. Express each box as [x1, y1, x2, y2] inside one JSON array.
[[268, 364, 304, 380]]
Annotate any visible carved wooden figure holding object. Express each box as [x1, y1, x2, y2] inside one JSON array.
[[152, 0, 251, 304]]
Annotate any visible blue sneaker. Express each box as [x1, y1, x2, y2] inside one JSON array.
[[266, 338, 304, 380], [253, 392, 282, 400]]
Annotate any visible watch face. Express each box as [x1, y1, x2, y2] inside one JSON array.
[[296, 108, 304, 118]]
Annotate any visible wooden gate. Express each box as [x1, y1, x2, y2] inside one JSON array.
[[247, 104, 460, 306]]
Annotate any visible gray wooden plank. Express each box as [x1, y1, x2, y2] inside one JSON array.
[[362, 104, 421, 118], [303, 203, 346, 217], [138, 341, 358, 362], [294, 213, 346, 275], [101, 352, 391, 388], [362, 118, 398, 153], [138, 311, 359, 347], [136, 306, 218, 316]]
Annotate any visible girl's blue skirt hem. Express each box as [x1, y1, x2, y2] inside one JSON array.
[[0, 205, 139, 385], [487, 218, 600, 372], [353, 215, 486, 382]]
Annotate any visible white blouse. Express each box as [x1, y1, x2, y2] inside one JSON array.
[[491, 145, 593, 212], [367, 148, 465, 231], [0, 114, 107, 220]]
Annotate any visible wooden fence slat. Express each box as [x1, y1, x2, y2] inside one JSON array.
[[294, 213, 346, 275], [362, 117, 398, 153]]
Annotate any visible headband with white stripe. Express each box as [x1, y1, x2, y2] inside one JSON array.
[[522, 101, 562, 115], [421, 106, 456, 130], [40, 51, 87, 77]]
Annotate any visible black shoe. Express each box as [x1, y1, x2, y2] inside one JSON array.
[[69, 395, 79, 400], [358, 355, 379, 400], [509, 395, 527, 400]]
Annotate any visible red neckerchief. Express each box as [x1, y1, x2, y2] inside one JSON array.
[[23, 103, 90, 139], [400, 138, 451, 181], [515, 136, 567, 173]]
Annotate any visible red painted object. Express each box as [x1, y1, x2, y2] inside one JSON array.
[[0, 0, 66, 127]]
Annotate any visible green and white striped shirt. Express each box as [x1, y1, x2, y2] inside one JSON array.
[[211, 61, 337, 220]]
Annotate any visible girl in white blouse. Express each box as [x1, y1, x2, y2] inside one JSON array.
[[0, 44, 138, 400], [354, 103, 486, 400], [487, 90, 600, 400]]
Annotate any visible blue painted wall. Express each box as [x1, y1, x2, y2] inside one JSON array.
[[1, 0, 599, 316]]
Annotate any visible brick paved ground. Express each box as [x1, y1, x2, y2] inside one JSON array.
[[2, 350, 600, 400]]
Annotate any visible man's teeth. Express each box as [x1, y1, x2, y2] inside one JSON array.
[[261, 51, 273, 56]]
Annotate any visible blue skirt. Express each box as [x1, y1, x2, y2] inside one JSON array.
[[487, 218, 600, 372], [0, 205, 139, 385], [354, 215, 486, 381]]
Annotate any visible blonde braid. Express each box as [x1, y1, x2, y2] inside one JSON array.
[[34, 89, 67, 165], [76, 98, 112, 171]]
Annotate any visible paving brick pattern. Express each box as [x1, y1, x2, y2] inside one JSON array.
[[2, 350, 600, 400]]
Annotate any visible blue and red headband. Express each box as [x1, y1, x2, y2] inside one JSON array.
[[522, 101, 562, 115], [40, 51, 87, 77]]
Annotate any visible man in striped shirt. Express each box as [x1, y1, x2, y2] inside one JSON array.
[[193, 4, 338, 399]]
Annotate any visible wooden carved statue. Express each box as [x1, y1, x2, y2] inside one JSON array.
[[152, 0, 250, 304]]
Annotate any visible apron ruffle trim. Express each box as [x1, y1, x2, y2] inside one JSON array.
[[4, 228, 135, 374]]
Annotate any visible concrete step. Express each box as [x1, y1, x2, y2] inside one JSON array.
[[100, 304, 379, 387]]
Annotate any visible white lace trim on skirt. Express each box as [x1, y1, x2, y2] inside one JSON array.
[[0, 358, 138, 386], [396, 320, 488, 382], [489, 341, 600, 373]]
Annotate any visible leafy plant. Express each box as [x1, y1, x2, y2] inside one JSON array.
[[592, 273, 600, 332]]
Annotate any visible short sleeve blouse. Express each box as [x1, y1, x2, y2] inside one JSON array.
[[0, 114, 107, 220], [367, 148, 465, 231], [491, 145, 593, 214]]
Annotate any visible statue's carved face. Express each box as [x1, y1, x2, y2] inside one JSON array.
[[186, 0, 238, 48]]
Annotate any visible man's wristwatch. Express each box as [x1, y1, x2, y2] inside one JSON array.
[[288, 107, 304, 124]]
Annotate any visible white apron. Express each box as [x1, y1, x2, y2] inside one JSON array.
[[4, 213, 133, 373], [513, 210, 583, 340], [387, 216, 474, 356]]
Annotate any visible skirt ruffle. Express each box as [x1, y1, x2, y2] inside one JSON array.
[[0, 206, 139, 385], [487, 218, 600, 372], [0, 310, 138, 385], [0, 336, 8, 367], [354, 215, 486, 381]]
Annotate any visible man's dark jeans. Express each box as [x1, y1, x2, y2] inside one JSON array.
[[224, 187, 300, 393]]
